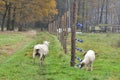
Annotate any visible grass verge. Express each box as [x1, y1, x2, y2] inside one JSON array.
[[0, 32, 120, 80]]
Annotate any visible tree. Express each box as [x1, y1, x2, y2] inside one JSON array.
[[0, 0, 9, 31], [0, 0, 58, 31]]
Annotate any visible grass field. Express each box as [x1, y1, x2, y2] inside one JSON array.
[[0, 31, 120, 80]]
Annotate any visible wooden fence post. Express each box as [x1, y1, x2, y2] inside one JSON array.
[[70, 0, 77, 67]]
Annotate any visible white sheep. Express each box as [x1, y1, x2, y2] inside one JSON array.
[[80, 50, 95, 71], [33, 41, 50, 64]]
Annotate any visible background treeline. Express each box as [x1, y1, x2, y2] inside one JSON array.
[[0, 0, 57, 31], [0, 0, 120, 32], [56, 0, 120, 33]]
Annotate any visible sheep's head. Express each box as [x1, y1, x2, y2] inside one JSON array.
[[43, 41, 50, 46], [80, 62, 85, 69]]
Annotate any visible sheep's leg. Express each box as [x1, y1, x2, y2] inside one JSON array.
[[39, 53, 43, 65], [33, 52, 36, 64], [90, 64, 93, 71], [39, 59, 42, 65], [86, 65, 88, 71], [43, 55, 45, 61], [85, 64, 90, 71], [42, 55, 46, 65], [87, 64, 92, 71]]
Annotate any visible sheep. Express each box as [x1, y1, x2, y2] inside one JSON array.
[[80, 50, 95, 71], [33, 41, 50, 64]]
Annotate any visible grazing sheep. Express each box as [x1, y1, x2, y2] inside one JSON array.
[[80, 50, 95, 71], [33, 41, 50, 64]]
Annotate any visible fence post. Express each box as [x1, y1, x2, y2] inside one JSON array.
[[70, 0, 77, 67]]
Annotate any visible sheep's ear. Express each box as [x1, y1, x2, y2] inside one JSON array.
[[83, 52, 87, 56], [81, 62, 85, 68]]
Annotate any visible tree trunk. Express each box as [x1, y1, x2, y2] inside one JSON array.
[[1, 1, 9, 31], [18, 24, 23, 31], [81, 0, 85, 31], [105, 0, 108, 32], [11, 6, 16, 31], [18, 8, 23, 31], [99, 0, 105, 24], [97, 0, 100, 25], [6, 3, 11, 31]]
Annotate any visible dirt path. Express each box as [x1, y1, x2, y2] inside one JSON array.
[[0, 30, 37, 55]]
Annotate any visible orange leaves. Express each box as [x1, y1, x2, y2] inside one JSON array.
[[0, 0, 58, 23], [26, 0, 58, 22]]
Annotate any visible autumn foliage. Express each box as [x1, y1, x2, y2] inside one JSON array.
[[0, 0, 58, 31]]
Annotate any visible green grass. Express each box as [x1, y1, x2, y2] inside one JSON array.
[[0, 33, 25, 47], [0, 32, 120, 80], [0, 32, 35, 62]]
